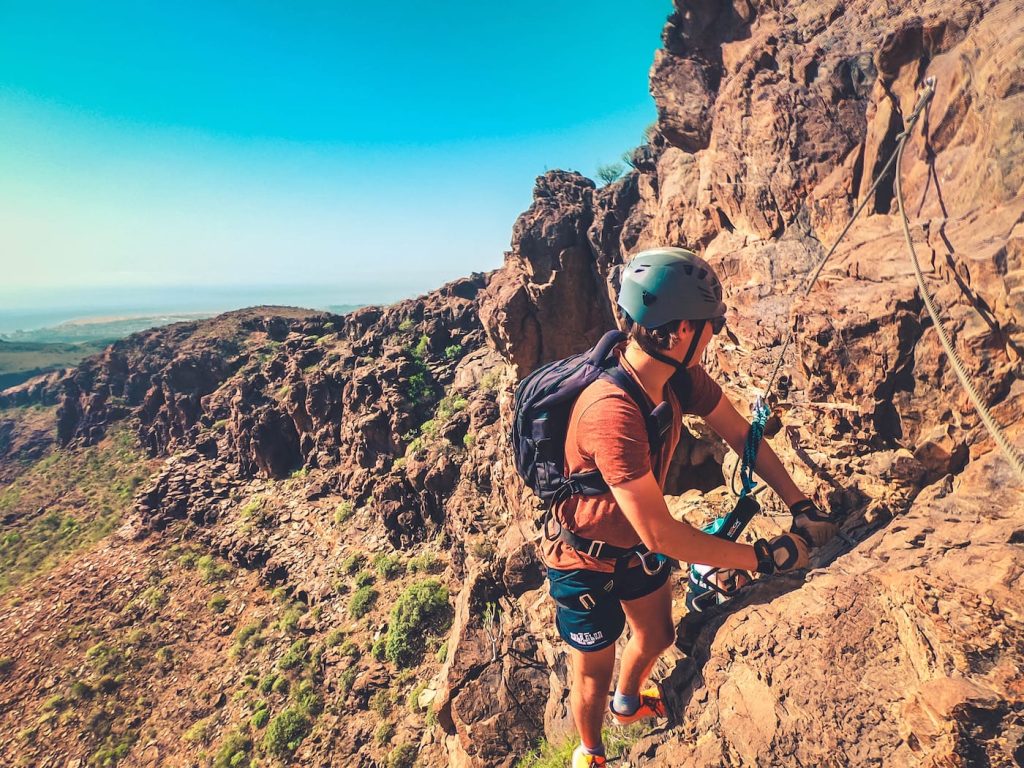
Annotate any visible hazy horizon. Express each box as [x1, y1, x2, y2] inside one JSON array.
[[0, 283, 407, 335]]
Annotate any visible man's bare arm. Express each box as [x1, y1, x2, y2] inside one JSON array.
[[703, 394, 807, 507], [608, 471, 758, 571]]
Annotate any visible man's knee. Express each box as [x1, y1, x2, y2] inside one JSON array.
[[635, 621, 674, 654]]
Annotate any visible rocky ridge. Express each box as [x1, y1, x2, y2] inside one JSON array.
[[1, 0, 1023, 766]]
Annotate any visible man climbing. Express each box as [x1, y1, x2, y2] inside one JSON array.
[[542, 247, 838, 768]]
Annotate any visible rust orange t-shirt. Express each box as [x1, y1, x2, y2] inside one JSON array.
[[542, 346, 723, 573]]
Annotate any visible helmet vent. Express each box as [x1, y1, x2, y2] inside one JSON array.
[[642, 290, 658, 306], [683, 264, 694, 276], [697, 268, 707, 280]]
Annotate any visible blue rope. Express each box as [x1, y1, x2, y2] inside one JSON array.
[[740, 396, 770, 498]]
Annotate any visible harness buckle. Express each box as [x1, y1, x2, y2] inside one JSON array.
[[585, 540, 606, 559], [579, 593, 597, 611]]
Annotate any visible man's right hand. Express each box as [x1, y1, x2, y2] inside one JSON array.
[[754, 533, 809, 574]]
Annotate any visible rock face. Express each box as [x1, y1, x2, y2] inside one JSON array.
[[475, 0, 1024, 765]]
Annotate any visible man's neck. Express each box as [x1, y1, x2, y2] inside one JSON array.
[[622, 341, 678, 403]]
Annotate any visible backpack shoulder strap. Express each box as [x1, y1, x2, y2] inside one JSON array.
[[600, 364, 673, 455]]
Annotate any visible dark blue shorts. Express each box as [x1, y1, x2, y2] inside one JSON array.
[[547, 557, 671, 652]]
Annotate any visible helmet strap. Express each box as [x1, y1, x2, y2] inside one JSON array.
[[645, 347, 682, 370], [680, 319, 706, 368]]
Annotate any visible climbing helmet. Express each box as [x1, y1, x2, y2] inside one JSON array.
[[617, 247, 726, 329]]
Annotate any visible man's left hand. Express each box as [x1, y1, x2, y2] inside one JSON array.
[[790, 499, 838, 547]]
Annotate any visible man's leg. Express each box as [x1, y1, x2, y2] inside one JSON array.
[[569, 642, 616, 751], [616, 578, 674, 698]]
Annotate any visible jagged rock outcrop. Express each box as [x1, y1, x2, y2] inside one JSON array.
[[475, 0, 1024, 765]]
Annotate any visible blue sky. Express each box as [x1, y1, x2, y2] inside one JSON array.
[[0, 1, 670, 306]]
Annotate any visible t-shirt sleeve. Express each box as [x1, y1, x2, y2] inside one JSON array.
[[575, 394, 652, 486], [679, 365, 723, 417]]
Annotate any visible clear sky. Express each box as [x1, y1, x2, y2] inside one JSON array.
[[1, 1, 671, 307]]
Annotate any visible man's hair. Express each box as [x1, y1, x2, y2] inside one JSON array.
[[627, 317, 684, 356]]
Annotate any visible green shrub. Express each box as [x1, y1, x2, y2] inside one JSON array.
[[293, 679, 322, 715], [413, 334, 430, 360], [354, 570, 375, 589], [208, 595, 229, 613], [373, 553, 402, 579], [338, 667, 358, 697], [183, 716, 213, 743], [435, 394, 467, 422], [212, 730, 251, 768], [258, 673, 278, 694], [262, 707, 311, 758], [334, 501, 354, 525], [596, 161, 625, 185], [375, 720, 395, 744], [407, 371, 434, 405], [385, 579, 451, 668], [278, 639, 309, 671], [325, 629, 345, 647], [339, 553, 365, 575], [369, 689, 395, 717], [272, 675, 290, 695], [178, 551, 199, 569], [278, 605, 304, 634], [197, 554, 231, 583], [407, 682, 427, 713], [470, 540, 496, 561], [42, 694, 66, 711], [232, 622, 263, 658], [0, 656, 14, 676], [338, 640, 360, 659], [155, 646, 173, 667], [85, 643, 123, 674], [309, 643, 325, 669], [88, 731, 138, 767], [387, 743, 418, 768], [398, 318, 414, 332], [406, 552, 441, 574], [462, 432, 476, 449], [479, 369, 502, 393], [70, 680, 94, 700], [139, 585, 167, 610], [444, 344, 463, 360], [241, 673, 258, 688], [371, 637, 387, 661], [349, 586, 378, 619], [250, 706, 270, 729], [240, 497, 265, 518]]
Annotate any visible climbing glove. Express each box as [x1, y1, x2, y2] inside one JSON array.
[[790, 499, 838, 547], [753, 533, 809, 575]]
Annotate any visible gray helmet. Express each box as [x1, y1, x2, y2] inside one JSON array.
[[617, 247, 726, 329]]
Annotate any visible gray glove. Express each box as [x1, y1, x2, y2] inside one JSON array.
[[790, 499, 838, 547]]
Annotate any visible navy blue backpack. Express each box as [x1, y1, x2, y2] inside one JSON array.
[[511, 330, 680, 540]]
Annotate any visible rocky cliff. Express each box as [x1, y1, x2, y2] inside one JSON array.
[[476, 0, 1024, 765], [1, 0, 1022, 766]]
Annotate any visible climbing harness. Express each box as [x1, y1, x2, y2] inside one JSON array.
[[895, 81, 1024, 483]]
